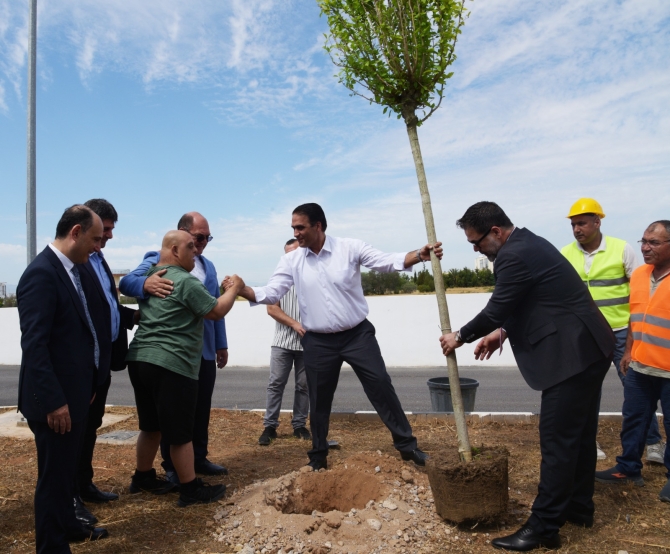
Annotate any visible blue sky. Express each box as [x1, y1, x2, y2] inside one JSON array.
[[1, 0, 669, 288]]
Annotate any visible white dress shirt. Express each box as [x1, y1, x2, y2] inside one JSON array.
[[190, 255, 207, 284], [251, 235, 408, 333], [48, 243, 77, 289]]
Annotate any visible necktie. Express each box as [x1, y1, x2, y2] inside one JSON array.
[[71, 266, 100, 369]]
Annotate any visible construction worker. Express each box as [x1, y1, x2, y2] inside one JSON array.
[[595, 220, 670, 503], [561, 198, 665, 463]]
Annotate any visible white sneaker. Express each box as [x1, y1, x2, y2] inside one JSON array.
[[596, 441, 607, 460], [646, 441, 666, 464]]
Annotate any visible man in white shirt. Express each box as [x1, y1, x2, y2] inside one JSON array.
[[228, 203, 442, 470]]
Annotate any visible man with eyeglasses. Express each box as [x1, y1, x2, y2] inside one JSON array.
[[560, 199, 664, 464], [439, 201, 615, 551], [595, 220, 670, 504], [120, 212, 229, 482]]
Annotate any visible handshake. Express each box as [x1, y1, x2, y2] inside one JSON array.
[[221, 274, 246, 294]]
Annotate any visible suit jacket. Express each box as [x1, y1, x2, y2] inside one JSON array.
[[79, 256, 136, 384], [459, 227, 615, 391], [17, 247, 98, 422], [119, 251, 228, 360]]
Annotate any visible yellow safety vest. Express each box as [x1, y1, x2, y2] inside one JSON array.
[[630, 264, 670, 372], [561, 236, 630, 328]]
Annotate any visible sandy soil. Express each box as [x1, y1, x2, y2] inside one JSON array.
[[0, 408, 668, 553]]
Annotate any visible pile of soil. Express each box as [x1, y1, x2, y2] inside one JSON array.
[[211, 452, 447, 554]]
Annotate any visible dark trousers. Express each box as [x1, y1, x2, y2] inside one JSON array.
[[302, 319, 417, 462], [160, 357, 216, 471], [29, 419, 86, 554], [528, 356, 611, 536], [76, 375, 111, 490], [616, 369, 670, 478]]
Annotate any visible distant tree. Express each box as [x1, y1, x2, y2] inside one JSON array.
[[1, 294, 17, 308]]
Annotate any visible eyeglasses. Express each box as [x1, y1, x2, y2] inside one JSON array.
[[180, 229, 213, 244], [469, 227, 492, 247], [638, 239, 670, 248]]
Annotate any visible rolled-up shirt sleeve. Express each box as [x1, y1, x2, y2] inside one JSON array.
[[359, 241, 408, 273], [250, 256, 295, 306]]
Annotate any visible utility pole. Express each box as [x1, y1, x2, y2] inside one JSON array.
[[26, 0, 37, 264]]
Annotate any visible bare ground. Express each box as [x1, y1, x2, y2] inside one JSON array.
[[0, 408, 668, 553]]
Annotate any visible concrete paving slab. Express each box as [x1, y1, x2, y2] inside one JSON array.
[[0, 411, 131, 440], [97, 430, 139, 445]]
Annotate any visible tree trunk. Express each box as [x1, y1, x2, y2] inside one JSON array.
[[405, 122, 472, 463]]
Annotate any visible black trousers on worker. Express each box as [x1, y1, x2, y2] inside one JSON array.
[[76, 375, 112, 491], [160, 357, 217, 471], [302, 319, 417, 463], [29, 419, 86, 554], [527, 356, 611, 536]]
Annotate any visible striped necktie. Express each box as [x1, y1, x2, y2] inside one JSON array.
[[71, 266, 100, 369]]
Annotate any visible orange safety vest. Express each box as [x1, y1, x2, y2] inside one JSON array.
[[629, 264, 670, 372]]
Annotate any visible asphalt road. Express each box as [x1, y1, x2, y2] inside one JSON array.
[[0, 364, 625, 413]]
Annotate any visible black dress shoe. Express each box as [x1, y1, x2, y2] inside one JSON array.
[[400, 448, 429, 466], [194, 459, 229, 476], [79, 482, 119, 503], [491, 525, 561, 551], [307, 458, 327, 471], [67, 524, 109, 542], [73, 496, 98, 526]]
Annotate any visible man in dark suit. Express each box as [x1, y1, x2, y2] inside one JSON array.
[[440, 202, 614, 551], [17, 205, 109, 553], [71, 199, 138, 525]]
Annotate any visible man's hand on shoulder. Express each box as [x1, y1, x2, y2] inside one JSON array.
[[144, 269, 174, 298], [47, 404, 71, 434]]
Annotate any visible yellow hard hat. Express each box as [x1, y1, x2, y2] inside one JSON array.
[[566, 198, 605, 219]]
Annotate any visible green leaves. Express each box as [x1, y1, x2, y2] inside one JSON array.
[[318, 0, 468, 125]]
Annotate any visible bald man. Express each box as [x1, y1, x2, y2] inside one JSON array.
[[120, 212, 229, 481], [126, 231, 244, 507]]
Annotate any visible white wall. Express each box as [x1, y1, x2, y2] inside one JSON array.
[[0, 294, 518, 367]]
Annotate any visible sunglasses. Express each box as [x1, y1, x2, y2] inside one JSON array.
[[469, 227, 492, 247], [180, 229, 213, 244]]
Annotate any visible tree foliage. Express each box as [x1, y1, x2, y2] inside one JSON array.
[[361, 268, 494, 295], [319, 0, 468, 126]]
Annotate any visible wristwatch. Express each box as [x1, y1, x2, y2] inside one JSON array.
[[454, 330, 463, 343]]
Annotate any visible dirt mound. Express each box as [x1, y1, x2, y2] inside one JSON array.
[[211, 450, 458, 553]]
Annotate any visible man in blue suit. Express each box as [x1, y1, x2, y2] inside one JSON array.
[[71, 199, 138, 526], [18, 205, 109, 553], [119, 212, 228, 481]]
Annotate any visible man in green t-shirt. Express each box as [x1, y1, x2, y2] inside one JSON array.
[[126, 230, 244, 507]]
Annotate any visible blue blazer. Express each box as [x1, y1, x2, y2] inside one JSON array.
[[17, 247, 98, 422], [119, 251, 228, 360]]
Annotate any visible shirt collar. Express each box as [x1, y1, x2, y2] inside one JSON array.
[[576, 236, 606, 254], [305, 235, 332, 257], [48, 243, 75, 273]]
